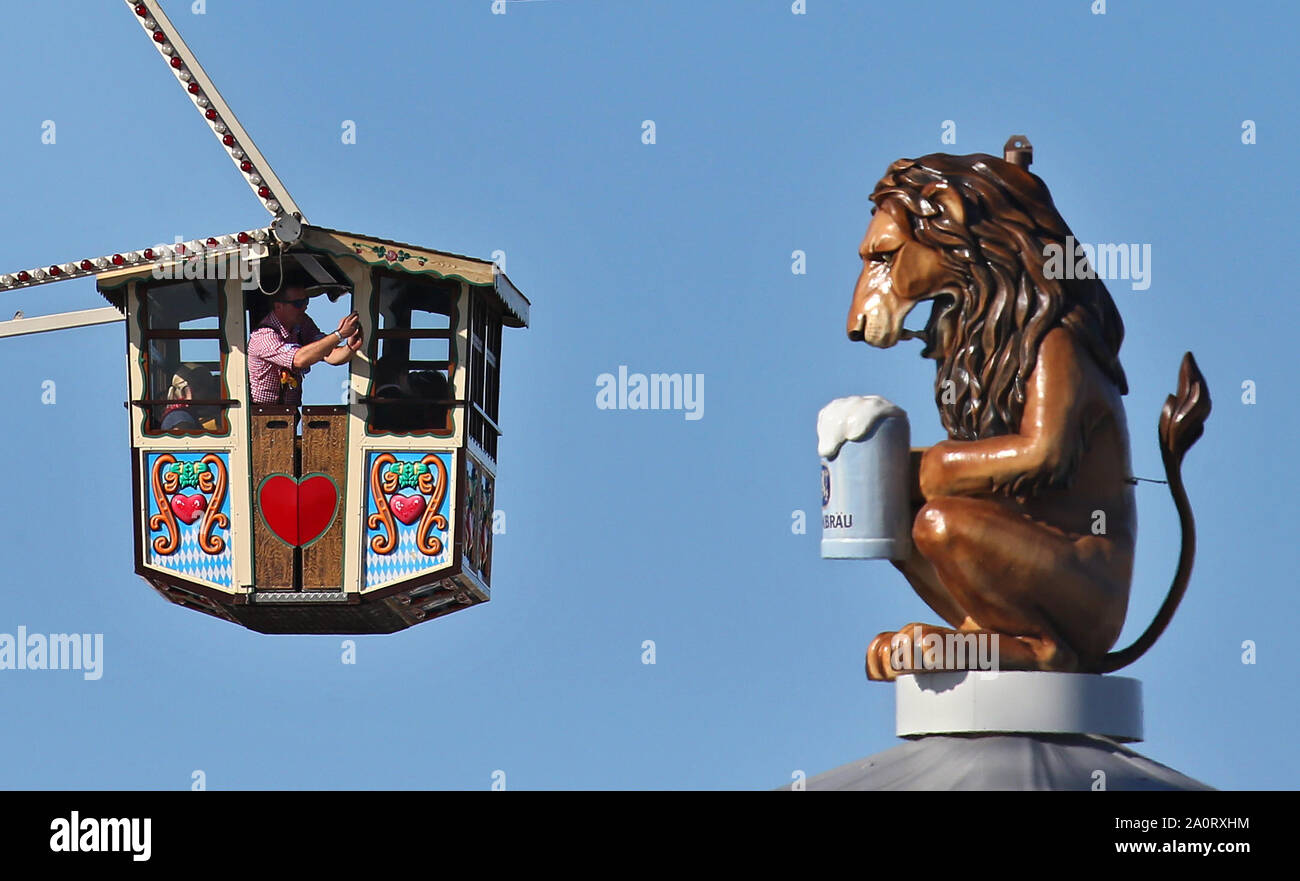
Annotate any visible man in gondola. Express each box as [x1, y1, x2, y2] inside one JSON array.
[[247, 286, 363, 405]]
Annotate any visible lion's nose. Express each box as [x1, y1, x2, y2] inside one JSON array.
[[847, 310, 866, 342]]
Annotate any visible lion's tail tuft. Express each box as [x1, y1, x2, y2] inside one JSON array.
[[1160, 352, 1212, 468], [1093, 352, 1210, 674]]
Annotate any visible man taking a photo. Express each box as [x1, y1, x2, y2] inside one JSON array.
[[247, 287, 363, 406]]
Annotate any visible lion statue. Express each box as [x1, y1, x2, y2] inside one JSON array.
[[847, 137, 1210, 680]]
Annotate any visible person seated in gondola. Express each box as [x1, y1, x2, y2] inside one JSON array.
[[160, 363, 221, 432], [407, 368, 452, 430], [369, 355, 451, 432], [247, 286, 363, 405]]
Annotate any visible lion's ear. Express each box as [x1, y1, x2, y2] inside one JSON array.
[[921, 181, 965, 225]]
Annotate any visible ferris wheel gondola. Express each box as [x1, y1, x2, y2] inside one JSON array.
[[0, 0, 530, 633]]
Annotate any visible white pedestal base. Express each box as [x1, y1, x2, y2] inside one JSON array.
[[895, 671, 1143, 743]]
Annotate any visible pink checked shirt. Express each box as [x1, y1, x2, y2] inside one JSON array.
[[247, 312, 328, 406]]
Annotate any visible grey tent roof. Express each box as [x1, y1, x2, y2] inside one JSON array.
[[785, 734, 1213, 791]]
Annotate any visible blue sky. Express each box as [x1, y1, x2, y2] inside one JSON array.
[[0, 0, 1296, 789]]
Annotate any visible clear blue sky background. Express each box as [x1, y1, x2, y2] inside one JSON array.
[[0, 0, 1295, 790]]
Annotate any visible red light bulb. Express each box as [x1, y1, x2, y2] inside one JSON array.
[[237, 232, 251, 244], [111, 254, 124, 266], [153, 31, 165, 43], [222, 135, 235, 146], [17, 271, 30, 282], [80, 260, 93, 271], [258, 186, 271, 198], [49, 265, 62, 275], [240, 160, 253, 172]]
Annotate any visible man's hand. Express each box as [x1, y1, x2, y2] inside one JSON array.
[[325, 328, 364, 365], [336, 312, 360, 339]]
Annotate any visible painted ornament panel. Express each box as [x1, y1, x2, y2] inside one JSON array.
[[145, 451, 233, 588], [463, 457, 494, 585], [364, 451, 453, 591]]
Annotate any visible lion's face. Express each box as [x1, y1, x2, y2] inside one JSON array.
[[846, 202, 960, 358]]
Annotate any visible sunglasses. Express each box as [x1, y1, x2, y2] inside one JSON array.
[[280, 297, 309, 308]]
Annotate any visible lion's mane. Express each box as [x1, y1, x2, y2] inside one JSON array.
[[871, 153, 1128, 443]]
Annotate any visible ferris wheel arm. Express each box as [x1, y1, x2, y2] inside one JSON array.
[[123, 0, 306, 223], [0, 307, 124, 339], [0, 226, 272, 301]]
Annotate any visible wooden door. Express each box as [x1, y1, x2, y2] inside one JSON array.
[[251, 405, 296, 590], [301, 406, 348, 590]]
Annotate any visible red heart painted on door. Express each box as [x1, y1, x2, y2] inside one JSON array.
[[389, 493, 427, 526], [258, 474, 339, 547], [170, 492, 207, 525]]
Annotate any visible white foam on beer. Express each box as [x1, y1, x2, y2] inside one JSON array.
[[817, 395, 905, 460]]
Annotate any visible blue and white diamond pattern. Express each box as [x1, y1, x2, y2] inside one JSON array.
[[363, 450, 454, 591], [364, 526, 450, 590], [150, 527, 234, 588], [144, 451, 234, 590]]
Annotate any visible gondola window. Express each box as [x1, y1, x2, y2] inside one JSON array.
[[367, 271, 457, 435], [139, 279, 229, 436]]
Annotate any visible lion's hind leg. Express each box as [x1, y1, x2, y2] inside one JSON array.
[[889, 543, 970, 629], [865, 621, 1046, 681], [912, 496, 1129, 671]]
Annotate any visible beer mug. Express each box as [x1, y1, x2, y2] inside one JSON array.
[[818, 395, 912, 560]]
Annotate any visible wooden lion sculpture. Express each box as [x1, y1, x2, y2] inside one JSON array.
[[847, 138, 1210, 680]]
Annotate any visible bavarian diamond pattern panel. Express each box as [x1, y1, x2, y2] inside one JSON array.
[[144, 451, 234, 590], [363, 450, 454, 591]]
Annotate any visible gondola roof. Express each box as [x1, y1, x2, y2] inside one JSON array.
[[96, 225, 530, 329]]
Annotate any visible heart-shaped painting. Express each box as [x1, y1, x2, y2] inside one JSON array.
[[389, 492, 427, 526], [170, 492, 207, 525], [258, 474, 339, 547]]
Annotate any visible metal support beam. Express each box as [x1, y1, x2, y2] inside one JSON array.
[[124, 0, 306, 221], [0, 307, 124, 339], [0, 227, 271, 295]]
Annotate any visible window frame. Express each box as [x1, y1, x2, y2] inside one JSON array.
[[467, 291, 503, 461], [364, 268, 461, 438], [135, 278, 233, 438]]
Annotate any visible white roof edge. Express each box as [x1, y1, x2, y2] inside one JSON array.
[[493, 266, 530, 328]]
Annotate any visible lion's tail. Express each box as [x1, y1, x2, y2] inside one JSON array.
[[1093, 352, 1211, 674]]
